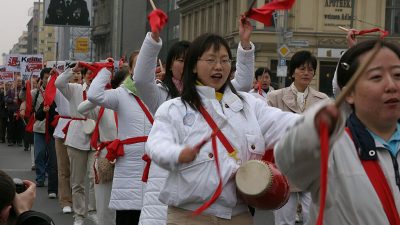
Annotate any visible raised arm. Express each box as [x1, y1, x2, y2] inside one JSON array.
[[134, 32, 163, 113], [55, 68, 74, 99], [77, 100, 98, 120], [232, 18, 254, 92], [87, 68, 119, 111]]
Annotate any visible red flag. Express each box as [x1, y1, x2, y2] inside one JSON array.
[[356, 28, 389, 39], [25, 80, 32, 118], [148, 9, 168, 33], [44, 71, 59, 107], [246, 0, 296, 26]]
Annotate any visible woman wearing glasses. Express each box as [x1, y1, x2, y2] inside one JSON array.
[[145, 33, 300, 224], [136, 18, 255, 225], [267, 50, 329, 225]]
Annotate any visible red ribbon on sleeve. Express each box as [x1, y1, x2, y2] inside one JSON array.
[[246, 0, 296, 26], [147, 9, 168, 33]]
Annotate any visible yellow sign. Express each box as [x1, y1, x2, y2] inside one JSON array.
[[278, 45, 290, 57], [75, 38, 89, 53]]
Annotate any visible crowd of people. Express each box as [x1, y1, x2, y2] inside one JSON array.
[[0, 17, 399, 225]]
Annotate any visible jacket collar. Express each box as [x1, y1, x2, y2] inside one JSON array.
[[196, 85, 243, 112]]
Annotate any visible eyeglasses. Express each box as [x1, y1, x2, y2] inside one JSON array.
[[198, 58, 232, 66]]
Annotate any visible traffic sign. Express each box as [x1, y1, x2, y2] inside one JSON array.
[[278, 44, 290, 57], [279, 58, 286, 66], [288, 40, 309, 47], [277, 66, 287, 77]]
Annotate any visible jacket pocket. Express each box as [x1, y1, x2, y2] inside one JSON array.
[[245, 133, 265, 155]]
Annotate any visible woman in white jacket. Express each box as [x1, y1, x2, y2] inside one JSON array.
[[136, 18, 256, 225], [87, 67, 153, 225], [77, 69, 128, 225], [146, 33, 300, 224], [275, 40, 400, 224]]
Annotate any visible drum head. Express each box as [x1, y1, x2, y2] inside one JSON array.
[[236, 160, 272, 196]]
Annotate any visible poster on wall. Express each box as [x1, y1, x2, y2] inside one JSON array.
[[43, 0, 92, 27]]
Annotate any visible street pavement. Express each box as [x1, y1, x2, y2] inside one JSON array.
[[0, 142, 95, 225]]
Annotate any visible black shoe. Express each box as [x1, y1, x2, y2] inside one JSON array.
[[31, 165, 36, 171], [17, 143, 23, 147], [0, 140, 4, 143], [24, 148, 29, 151], [7, 143, 14, 146]]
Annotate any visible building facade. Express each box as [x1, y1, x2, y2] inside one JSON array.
[[10, 31, 28, 55], [178, 0, 400, 96], [91, 0, 180, 61], [27, 2, 57, 62]]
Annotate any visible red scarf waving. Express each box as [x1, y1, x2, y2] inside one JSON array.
[[25, 80, 32, 118], [148, 9, 168, 33], [43, 71, 59, 143], [246, 0, 296, 26]]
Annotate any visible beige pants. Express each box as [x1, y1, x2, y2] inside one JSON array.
[[67, 146, 96, 217], [55, 138, 72, 208], [167, 206, 253, 225]]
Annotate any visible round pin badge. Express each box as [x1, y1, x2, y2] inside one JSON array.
[[183, 112, 195, 126]]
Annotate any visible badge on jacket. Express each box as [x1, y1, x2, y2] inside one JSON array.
[[183, 112, 195, 126]]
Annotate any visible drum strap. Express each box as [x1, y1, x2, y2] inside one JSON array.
[[345, 128, 400, 225], [191, 105, 237, 216]]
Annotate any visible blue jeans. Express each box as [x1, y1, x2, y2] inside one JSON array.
[[34, 132, 58, 194]]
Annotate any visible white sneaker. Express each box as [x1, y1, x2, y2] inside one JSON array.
[[62, 206, 72, 214], [73, 216, 84, 225], [48, 193, 57, 199], [87, 212, 98, 225]]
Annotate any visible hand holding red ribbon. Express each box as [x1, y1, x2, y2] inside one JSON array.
[[148, 9, 168, 33], [245, 0, 296, 26]]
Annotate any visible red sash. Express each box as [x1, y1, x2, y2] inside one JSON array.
[[105, 136, 148, 162], [345, 128, 400, 225], [192, 105, 238, 216]]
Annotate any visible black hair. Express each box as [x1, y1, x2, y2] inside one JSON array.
[[289, 51, 317, 78], [181, 33, 239, 110], [255, 67, 272, 79], [111, 69, 129, 89], [40, 68, 52, 80], [0, 170, 16, 211], [337, 39, 400, 89], [163, 40, 191, 99]]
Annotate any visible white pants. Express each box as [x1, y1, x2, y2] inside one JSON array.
[[274, 192, 311, 225]]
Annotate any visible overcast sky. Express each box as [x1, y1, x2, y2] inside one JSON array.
[[0, 0, 36, 64]]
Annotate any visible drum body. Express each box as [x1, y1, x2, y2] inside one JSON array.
[[235, 160, 290, 209]]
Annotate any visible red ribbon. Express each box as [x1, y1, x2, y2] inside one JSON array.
[[246, 0, 296, 26], [62, 117, 87, 140], [105, 136, 148, 162], [44, 72, 58, 107], [91, 107, 106, 150], [25, 114, 35, 133], [25, 81, 32, 118], [354, 28, 389, 39], [316, 121, 329, 225], [78, 61, 114, 81], [141, 154, 152, 182], [147, 9, 168, 33]]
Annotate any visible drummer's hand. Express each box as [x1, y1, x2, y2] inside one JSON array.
[[43, 105, 50, 112], [178, 146, 197, 163], [346, 29, 358, 48], [315, 103, 339, 134]]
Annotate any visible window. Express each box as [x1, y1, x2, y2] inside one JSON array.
[[48, 47, 52, 51], [48, 33, 53, 37], [41, 40, 45, 44], [386, 0, 400, 34]]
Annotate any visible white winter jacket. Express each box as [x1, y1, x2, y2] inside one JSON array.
[[55, 68, 91, 150], [135, 32, 256, 225], [274, 101, 400, 225], [147, 85, 299, 219], [87, 68, 152, 210]]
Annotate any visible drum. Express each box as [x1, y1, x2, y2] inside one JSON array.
[[235, 160, 290, 209], [83, 119, 96, 134]]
